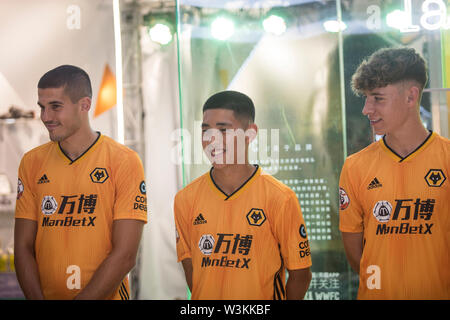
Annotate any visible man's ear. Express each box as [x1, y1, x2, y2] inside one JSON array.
[[245, 123, 258, 143], [406, 85, 420, 107], [79, 97, 92, 112]]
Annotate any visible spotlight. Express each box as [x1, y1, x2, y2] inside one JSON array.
[[263, 15, 287, 36], [211, 17, 235, 40], [149, 23, 173, 45], [323, 20, 347, 33]]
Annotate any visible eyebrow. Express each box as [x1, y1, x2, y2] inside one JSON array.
[[201, 122, 232, 128], [37, 100, 64, 107], [368, 91, 386, 96]]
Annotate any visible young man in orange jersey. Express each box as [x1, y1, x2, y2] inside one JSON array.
[[174, 91, 312, 300], [339, 47, 449, 299], [14, 65, 147, 300]]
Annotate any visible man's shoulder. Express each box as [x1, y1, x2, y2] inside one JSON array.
[[433, 132, 450, 149], [22, 141, 55, 161], [99, 135, 142, 165], [100, 134, 137, 155], [344, 140, 380, 169], [257, 170, 296, 199], [175, 172, 209, 200]]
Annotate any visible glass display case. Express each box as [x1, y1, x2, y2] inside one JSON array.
[[175, 0, 449, 299]]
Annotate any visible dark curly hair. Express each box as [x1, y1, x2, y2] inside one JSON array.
[[351, 47, 428, 96]]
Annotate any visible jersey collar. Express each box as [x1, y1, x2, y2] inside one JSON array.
[[380, 130, 435, 163], [56, 132, 103, 165], [207, 165, 261, 201]]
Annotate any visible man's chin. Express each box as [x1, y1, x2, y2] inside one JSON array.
[[49, 133, 64, 142]]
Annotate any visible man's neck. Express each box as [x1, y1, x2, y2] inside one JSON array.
[[59, 129, 99, 161], [384, 120, 430, 158], [211, 164, 256, 196]]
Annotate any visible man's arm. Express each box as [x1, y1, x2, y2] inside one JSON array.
[[341, 232, 364, 274], [74, 219, 144, 300], [14, 218, 44, 300], [286, 267, 312, 300], [181, 258, 193, 292]]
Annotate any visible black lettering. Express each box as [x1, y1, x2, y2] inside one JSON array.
[[299, 248, 311, 258], [241, 258, 250, 269], [390, 225, 399, 234], [201, 257, 212, 267], [399, 223, 409, 234], [392, 199, 412, 220], [376, 224, 388, 235], [424, 223, 433, 234], [87, 216, 96, 226], [299, 240, 309, 249], [42, 216, 50, 226], [64, 216, 73, 227]]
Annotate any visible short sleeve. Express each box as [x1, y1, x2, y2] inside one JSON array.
[[273, 191, 312, 270], [15, 155, 38, 221], [174, 192, 191, 262], [113, 151, 148, 223], [339, 159, 364, 233]]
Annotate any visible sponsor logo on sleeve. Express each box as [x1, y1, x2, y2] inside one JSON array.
[[134, 181, 147, 212], [299, 224, 307, 238], [339, 187, 349, 210], [17, 178, 24, 200], [298, 224, 310, 258], [139, 181, 146, 195]]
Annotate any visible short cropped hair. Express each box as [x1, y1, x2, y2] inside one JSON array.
[[202, 90, 255, 124], [351, 47, 428, 96], [38, 65, 92, 103]]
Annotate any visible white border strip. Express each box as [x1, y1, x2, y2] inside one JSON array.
[[113, 0, 125, 144]]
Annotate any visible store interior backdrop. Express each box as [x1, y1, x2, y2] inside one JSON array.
[[0, 0, 449, 300]]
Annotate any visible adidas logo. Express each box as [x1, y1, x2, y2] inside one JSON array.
[[37, 174, 50, 184], [193, 213, 207, 225], [367, 177, 382, 190]]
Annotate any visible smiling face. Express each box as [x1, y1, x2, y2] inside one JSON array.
[[362, 82, 417, 136], [38, 87, 88, 142], [201, 108, 257, 169]]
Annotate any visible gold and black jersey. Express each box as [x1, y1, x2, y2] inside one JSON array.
[[339, 132, 450, 299], [174, 165, 312, 300], [15, 133, 148, 300]]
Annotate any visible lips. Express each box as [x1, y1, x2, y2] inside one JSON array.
[[211, 149, 225, 157], [369, 118, 381, 125], [45, 123, 59, 131]]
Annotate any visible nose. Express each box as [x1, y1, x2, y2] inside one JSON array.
[[40, 107, 52, 123], [362, 98, 373, 117]]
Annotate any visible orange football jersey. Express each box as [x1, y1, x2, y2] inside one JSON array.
[[174, 165, 312, 300], [339, 132, 449, 299], [15, 133, 147, 300]]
